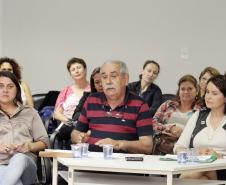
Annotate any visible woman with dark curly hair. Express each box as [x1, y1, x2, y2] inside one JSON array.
[[0, 57, 34, 107]]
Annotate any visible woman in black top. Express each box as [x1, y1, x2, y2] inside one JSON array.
[[128, 60, 162, 116]]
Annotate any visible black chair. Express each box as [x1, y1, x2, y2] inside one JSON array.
[[36, 91, 60, 133], [49, 121, 73, 150], [33, 91, 60, 184], [37, 91, 60, 111], [33, 93, 47, 110], [162, 94, 176, 103], [36, 156, 52, 185]]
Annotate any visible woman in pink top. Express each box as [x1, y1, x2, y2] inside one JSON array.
[[54, 57, 90, 123]]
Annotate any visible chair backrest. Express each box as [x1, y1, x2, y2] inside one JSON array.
[[32, 93, 47, 110], [38, 90, 60, 111], [162, 94, 177, 103]]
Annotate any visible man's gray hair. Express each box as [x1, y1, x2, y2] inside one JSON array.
[[102, 60, 129, 75]]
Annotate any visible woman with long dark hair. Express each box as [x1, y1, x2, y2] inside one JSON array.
[[0, 71, 49, 185], [175, 74, 226, 180]]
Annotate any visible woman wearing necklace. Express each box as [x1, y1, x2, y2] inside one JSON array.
[[128, 60, 162, 116], [174, 73, 226, 180], [54, 57, 90, 123], [0, 71, 49, 185]]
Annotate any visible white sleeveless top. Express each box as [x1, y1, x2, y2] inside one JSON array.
[[168, 109, 193, 128]]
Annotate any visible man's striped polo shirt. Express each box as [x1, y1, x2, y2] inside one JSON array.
[[75, 90, 154, 144]]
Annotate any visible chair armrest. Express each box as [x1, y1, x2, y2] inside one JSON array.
[[50, 130, 60, 149]]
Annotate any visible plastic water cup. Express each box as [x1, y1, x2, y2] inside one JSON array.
[[103, 144, 113, 159], [81, 143, 89, 157], [177, 151, 188, 164], [71, 144, 82, 158], [187, 148, 198, 163]]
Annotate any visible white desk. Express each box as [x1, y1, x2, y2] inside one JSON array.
[[51, 152, 226, 185], [58, 171, 226, 185]]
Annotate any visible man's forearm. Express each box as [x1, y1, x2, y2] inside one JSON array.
[[71, 129, 90, 143], [118, 137, 153, 154]]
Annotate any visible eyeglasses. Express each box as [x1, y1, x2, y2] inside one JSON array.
[[105, 111, 122, 118], [105, 111, 126, 122]]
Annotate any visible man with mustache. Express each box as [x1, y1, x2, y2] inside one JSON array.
[[71, 60, 153, 154]]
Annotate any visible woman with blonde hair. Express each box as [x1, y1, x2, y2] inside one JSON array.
[[199, 67, 220, 97]]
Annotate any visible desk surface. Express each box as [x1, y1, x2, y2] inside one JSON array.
[[57, 152, 226, 175]]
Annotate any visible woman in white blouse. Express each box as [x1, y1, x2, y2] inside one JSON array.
[[174, 73, 226, 180]]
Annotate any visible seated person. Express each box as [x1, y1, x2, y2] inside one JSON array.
[[71, 60, 153, 154], [54, 57, 90, 123], [0, 57, 34, 107], [128, 60, 162, 116], [0, 71, 49, 185], [153, 75, 200, 154], [174, 74, 226, 180], [59, 67, 103, 140], [198, 67, 220, 98], [72, 67, 103, 120]]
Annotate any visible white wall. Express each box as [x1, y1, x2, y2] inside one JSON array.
[[1, 0, 226, 94], [0, 0, 3, 55]]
